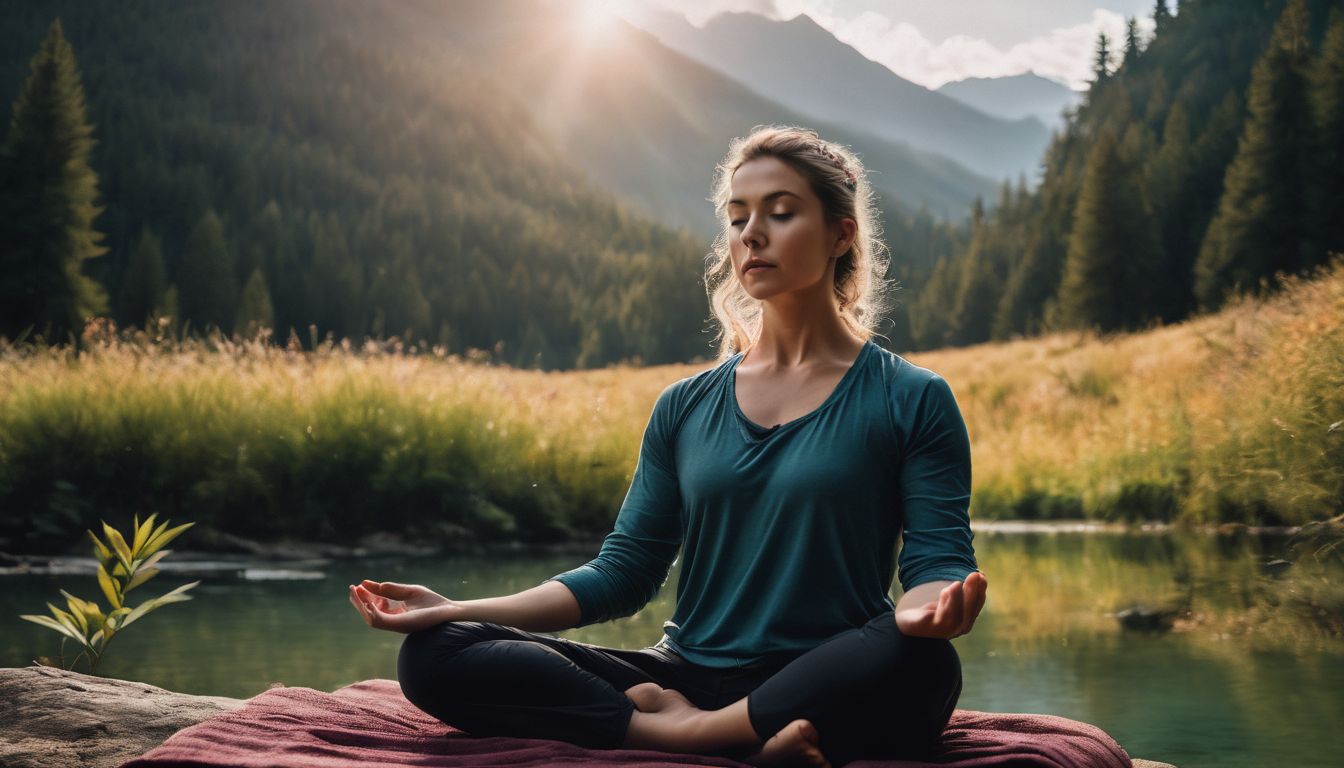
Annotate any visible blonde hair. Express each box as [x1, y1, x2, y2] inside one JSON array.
[[704, 125, 891, 361]]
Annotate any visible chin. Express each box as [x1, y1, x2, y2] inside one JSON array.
[[740, 284, 784, 302]]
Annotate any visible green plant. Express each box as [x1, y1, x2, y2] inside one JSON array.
[[20, 513, 199, 673]]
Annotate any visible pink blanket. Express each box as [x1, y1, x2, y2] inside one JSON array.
[[119, 679, 1133, 768]]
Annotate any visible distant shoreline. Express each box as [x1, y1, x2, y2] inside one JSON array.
[[0, 518, 1313, 577]]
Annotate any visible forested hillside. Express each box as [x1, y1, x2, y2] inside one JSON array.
[[0, 1, 719, 367], [908, 0, 1344, 349], [0, 0, 985, 365]]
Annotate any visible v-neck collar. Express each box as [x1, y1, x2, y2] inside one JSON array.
[[728, 340, 873, 443]]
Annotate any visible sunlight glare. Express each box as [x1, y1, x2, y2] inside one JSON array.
[[573, 0, 622, 46]]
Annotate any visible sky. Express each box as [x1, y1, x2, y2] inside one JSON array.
[[620, 0, 1160, 90]]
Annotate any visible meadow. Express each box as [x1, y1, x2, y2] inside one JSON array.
[[1, 257, 1341, 552]]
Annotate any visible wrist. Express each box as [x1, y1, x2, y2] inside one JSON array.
[[896, 579, 957, 612], [433, 599, 469, 623]]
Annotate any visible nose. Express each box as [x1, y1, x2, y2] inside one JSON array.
[[739, 215, 764, 250]]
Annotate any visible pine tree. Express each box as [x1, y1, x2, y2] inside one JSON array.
[[1153, 1, 1172, 34], [234, 267, 275, 338], [177, 210, 238, 334], [1193, 0, 1315, 310], [1055, 129, 1165, 332], [1092, 32, 1115, 85], [909, 254, 959, 349], [368, 238, 430, 340], [117, 226, 165, 327], [1123, 17, 1143, 67], [0, 18, 108, 341], [949, 197, 1000, 345], [1312, 7, 1344, 262], [1147, 103, 1197, 320]]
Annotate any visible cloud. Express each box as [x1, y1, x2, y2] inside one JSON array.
[[731, 0, 1153, 90], [651, 0, 784, 26]]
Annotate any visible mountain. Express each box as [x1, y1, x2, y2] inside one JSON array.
[[936, 73, 1083, 129], [0, 0, 984, 366], [625, 8, 1052, 183], [410, 2, 999, 235], [902, 0, 1344, 352]]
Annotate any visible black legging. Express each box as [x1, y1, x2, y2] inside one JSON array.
[[397, 610, 962, 767]]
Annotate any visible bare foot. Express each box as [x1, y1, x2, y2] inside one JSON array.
[[624, 682, 666, 712], [624, 683, 700, 720], [743, 719, 831, 768], [622, 683, 711, 751]]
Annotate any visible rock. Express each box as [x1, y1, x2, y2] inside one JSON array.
[[1114, 603, 1183, 632], [1258, 558, 1293, 578], [0, 665, 1180, 768], [0, 665, 243, 768]]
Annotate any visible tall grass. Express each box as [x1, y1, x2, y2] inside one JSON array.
[[926, 255, 1344, 526], [2, 258, 1341, 551]]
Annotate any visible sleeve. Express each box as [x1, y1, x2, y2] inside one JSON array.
[[896, 374, 980, 593], [545, 382, 684, 627]]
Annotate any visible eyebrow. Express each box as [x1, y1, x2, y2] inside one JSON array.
[[727, 189, 801, 207]]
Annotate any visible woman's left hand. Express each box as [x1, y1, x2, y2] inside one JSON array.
[[895, 572, 987, 639]]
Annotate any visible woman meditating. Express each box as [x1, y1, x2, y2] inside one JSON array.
[[349, 125, 988, 768]]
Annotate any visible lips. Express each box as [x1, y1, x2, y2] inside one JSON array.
[[743, 258, 774, 275]]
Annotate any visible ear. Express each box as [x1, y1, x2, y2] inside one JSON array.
[[831, 217, 857, 258]]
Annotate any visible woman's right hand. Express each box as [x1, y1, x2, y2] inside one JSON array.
[[348, 579, 462, 633]]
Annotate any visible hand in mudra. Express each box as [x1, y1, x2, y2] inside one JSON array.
[[348, 580, 459, 633], [895, 572, 987, 639]]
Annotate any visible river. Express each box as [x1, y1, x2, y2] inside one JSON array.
[[4, 524, 1341, 768]]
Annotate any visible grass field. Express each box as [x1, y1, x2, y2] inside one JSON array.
[[2, 257, 1341, 551]]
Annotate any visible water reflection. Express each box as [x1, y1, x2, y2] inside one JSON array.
[[3, 530, 1341, 768]]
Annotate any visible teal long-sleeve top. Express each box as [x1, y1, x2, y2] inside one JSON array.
[[546, 339, 980, 667]]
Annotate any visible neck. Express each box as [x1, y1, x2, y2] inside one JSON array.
[[748, 279, 864, 369]]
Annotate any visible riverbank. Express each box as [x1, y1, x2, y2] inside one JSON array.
[[1, 258, 1340, 552], [3, 517, 1326, 569]]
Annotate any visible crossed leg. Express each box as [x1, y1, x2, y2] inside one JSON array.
[[621, 611, 962, 768], [397, 611, 959, 768]]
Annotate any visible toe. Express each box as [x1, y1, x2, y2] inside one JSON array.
[[623, 682, 664, 711]]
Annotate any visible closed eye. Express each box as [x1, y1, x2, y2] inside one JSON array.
[[729, 213, 794, 228]]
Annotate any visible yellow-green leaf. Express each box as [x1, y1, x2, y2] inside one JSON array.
[[90, 629, 105, 650], [137, 549, 170, 573], [97, 564, 122, 609], [143, 519, 171, 553], [47, 603, 89, 644], [131, 513, 159, 557], [61, 590, 105, 628], [140, 522, 194, 559], [21, 614, 87, 645], [125, 567, 160, 592], [87, 530, 113, 564], [103, 606, 132, 634], [102, 521, 133, 572], [62, 595, 89, 634], [120, 581, 199, 630]]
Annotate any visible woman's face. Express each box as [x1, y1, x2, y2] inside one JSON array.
[[726, 156, 852, 303]]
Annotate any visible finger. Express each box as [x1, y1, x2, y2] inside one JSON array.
[[365, 580, 416, 599], [957, 575, 987, 636], [353, 585, 388, 627], [932, 583, 954, 628], [968, 574, 987, 619], [942, 582, 965, 635], [348, 586, 374, 626], [359, 586, 391, 611], [355, 584, 386, 613]]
